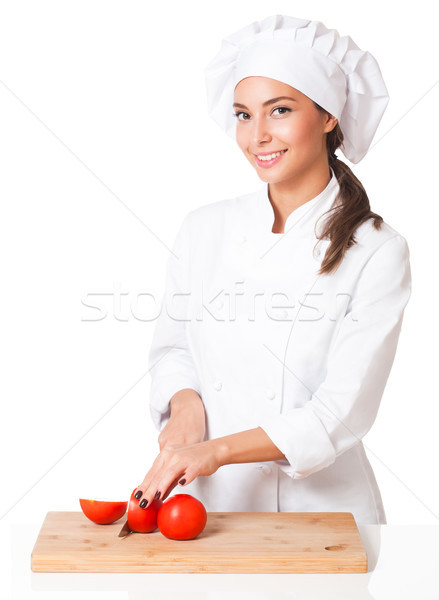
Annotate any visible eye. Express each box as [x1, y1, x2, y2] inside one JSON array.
[[272, 106, 292, 116], [233, 111, 251, 121]]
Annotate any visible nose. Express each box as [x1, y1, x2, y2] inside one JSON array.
[[251, 116, 271, 146]]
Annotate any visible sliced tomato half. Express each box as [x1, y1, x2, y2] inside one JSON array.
[[79, 498, 128, 525]]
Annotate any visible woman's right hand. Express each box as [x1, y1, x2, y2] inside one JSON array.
[[158, 388, 206, 452]]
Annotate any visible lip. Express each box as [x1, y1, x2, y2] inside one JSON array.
[[254, 149, 287, 169]]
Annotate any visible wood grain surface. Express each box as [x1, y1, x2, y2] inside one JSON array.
[[31, 511, 367, 573]]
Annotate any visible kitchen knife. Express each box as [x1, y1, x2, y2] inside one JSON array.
[[118, 519, 132, 539]]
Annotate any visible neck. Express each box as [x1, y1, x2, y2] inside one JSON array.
[[268, 162, 332, 232]]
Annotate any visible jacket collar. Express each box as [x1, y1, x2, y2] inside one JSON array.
[[255, 168, 340, 239]]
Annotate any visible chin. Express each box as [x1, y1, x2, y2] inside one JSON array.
[[255, 169, 292, 185]]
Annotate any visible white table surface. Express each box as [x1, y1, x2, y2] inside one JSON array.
[[7, 521, 439, 599]]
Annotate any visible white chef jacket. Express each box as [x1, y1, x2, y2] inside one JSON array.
[[148, 169, 411, 524]]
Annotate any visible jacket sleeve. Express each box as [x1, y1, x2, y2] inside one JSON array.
[[257, 234, 412, 479], [148, 213, 202, 432]]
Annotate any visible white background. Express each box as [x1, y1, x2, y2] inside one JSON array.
[[0, 0, 437, 581]]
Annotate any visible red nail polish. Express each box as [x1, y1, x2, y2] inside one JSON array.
[[179, 479, 186, 485]]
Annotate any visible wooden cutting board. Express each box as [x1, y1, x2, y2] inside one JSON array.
[[31, 511, 367, 573]]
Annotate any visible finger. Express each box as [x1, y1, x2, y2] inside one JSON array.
[[176, 469, 196, 487], [134, 487, 143, 500], [141, 466, 187, 508], [134, 455, 165, 500], [138, 447, 193, 508], [140, 475, 177, 508], [134, 475, 154, 500], [161, 473, 185, 501]]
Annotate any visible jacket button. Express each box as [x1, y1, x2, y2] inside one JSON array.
[[213, 381, 222, 391], [256, 464, 272, 475], [265, 389, 276, 400]]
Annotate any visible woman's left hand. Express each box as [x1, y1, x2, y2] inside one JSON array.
[[133, 440, 221, 509]]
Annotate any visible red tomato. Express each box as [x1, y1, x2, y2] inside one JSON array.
[[127, 488, 162, 533], [157, 494, 207, 540], [79, 498, 127, 525]]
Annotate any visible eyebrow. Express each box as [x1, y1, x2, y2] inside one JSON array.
[[233, 96, 298, 109]]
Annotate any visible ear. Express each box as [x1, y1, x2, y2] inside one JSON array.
[[323, 113, 338, 133]]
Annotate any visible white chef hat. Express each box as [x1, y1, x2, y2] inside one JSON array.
[[204, 15, 390, 164]]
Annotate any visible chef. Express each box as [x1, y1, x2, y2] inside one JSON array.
[[133, 15, 411, 524]]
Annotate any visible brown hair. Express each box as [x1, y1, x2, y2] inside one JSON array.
[[313, 102, 384, 276]]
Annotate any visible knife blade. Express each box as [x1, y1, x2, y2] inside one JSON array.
[[118, 519, 132, 539]]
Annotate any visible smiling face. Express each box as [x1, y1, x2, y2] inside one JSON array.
[[233, 76, 337, 187]]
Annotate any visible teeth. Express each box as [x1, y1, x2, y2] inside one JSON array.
[[257, 150, 285, 161]]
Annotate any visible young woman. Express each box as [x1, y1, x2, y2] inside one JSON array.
[[133, 15, 411, 524]]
